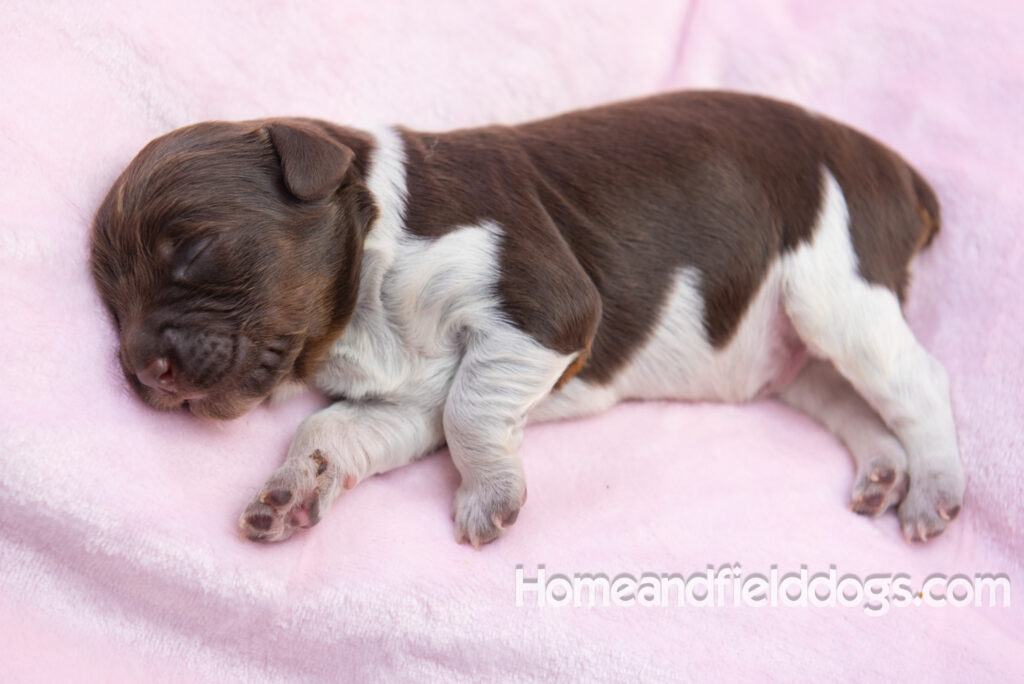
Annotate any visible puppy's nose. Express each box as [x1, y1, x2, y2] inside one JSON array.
[[136, 357, 177, 393]]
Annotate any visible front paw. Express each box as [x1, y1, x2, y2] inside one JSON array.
[[239, 449, 341, 542], [453, 477, 527, 549], [898, 469, 964, 542]]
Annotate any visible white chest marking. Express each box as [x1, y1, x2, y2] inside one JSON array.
[[312, 222, 508, 408]]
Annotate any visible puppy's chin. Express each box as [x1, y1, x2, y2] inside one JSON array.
[[136, 385, 263, 420], [138, 388, 190, 414], [185, 394, 263, 420]]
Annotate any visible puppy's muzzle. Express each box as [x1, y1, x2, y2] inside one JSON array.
[[162, 326, 238, 388], [127, 323, 241, 398]]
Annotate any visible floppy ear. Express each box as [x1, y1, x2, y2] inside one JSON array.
[[265, 122, 355, 201]]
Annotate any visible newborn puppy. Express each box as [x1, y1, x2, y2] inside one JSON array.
[[91, 91, 964, 547]]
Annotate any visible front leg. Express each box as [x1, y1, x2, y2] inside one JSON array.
[[445, 324, 576, 548], [240, 400, 443, 542]]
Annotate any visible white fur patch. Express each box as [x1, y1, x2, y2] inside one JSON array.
[[779, 170, 957, 452], [780, 168, 963, 539]]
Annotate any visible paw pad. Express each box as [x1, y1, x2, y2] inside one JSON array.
[[262, 488, 293, 508], [239, 451, 340, 542], [849, 450, 908, 518], [246, 511, 274, 532]]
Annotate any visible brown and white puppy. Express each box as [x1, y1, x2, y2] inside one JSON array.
[[91, 91, 964, 547]]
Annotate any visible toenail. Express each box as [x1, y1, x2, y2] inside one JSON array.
[[939, 505, 961, 521]]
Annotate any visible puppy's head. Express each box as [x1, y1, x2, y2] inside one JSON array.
[[91, 119, 377, 419]]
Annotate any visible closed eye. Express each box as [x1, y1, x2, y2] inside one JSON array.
[[172, 237, 214, 281]]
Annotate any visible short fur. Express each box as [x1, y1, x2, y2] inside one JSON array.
[[91, 91, 963, 546]]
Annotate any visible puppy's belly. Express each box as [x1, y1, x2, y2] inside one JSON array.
[[531, 264, 805, 422]]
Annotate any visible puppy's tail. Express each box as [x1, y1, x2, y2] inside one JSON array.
[[909, 164, 941, 252]]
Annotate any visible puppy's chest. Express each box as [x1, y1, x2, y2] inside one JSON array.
[[311, 297, 457, 406], [310, 230, 493, 405]]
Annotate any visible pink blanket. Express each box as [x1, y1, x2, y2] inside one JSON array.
[[2, 0, 1021, 680]]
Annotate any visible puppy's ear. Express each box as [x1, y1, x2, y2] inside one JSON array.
[[265, 122, 355, 201]]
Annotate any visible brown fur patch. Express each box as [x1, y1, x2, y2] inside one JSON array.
[[398, 92, 938, 384], [309, 449, 328, 476]]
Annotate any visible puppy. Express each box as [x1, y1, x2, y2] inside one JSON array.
[[91, 91, 964, 547]]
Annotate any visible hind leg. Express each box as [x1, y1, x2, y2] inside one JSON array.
[[778, 359, 909, 516], [783, 171, 964, 541]]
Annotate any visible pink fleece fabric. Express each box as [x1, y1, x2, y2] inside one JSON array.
[[1, 1, 1022, 681]]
